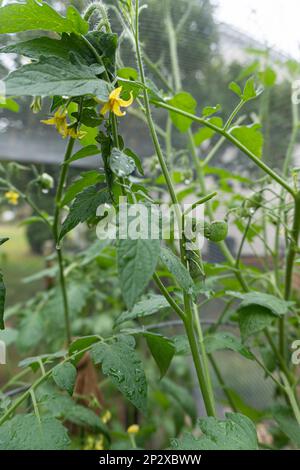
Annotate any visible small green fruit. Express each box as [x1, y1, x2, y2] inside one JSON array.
[[38, 172, 54, 191], [204, 220, 228, 243]]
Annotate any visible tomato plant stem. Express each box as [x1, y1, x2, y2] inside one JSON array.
[[280, 192, 300, 357], [153, 273, 185, 321], [183, 312, 216, 417], [53, 137, 75, 346]]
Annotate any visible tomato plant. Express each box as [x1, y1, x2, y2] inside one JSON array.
[[0, 0, 300, 451]]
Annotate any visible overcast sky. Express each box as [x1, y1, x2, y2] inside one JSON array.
[[215, 0, 300, 59]]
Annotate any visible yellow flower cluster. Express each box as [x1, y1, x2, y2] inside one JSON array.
[[5, 190, 19, 205], [41, 108, 86, 140], [84, 435, 105, 451], [101, 410, 112, 424], [83, 410, 112, 450]]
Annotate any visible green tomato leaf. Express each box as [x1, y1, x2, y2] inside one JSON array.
[[59, 186, 110, 241], [171, 413, 258, 450], [237, 61, 260, 81], [1, 34, 94, 64], [91, 336, 147, 413], [167, 92, 197, 133], [0, 414, 70, 450], [172, 335, 190, 356], [160, 247, 196, 297], [69, 335, 99, 365], [229, 81, 243, 98], [229, 291, 292, 316], [52, 362, 77, 396], [258, 67, 277, 88], [142, 332, 175, 378], [115, 294, 169, 326], [61, 169, 105, 207], [193, 117, 223, 146], [17, 312, 44, 351], [202, 104, 221, 117], [86, 31, 118, 74], [4, 57, 109, 99], [18, 351, 66, 372], [0, 1, 88, 34], [238, 305, 276, 342], [272, 406, 300, 447], [65, 146, 100, 166], [204, 332, 254, 360], [230, 124, 264, 157], [117, 67, 138, 81], [161, 378, 197, 423], [118, 238, 160, 309], [64, 404, 109, 439], [224, 389, 264, 422], [124, 148, 144, 176], [242, 77, 258, 101], [0, 98, 19, 112]]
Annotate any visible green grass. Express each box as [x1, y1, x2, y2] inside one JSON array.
[[0, 224, 44, 305]]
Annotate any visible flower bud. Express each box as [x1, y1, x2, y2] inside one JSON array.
[[38, 173, 54, 191], [30, 96, 42, 114]]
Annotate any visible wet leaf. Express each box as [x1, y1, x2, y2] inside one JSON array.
[[91, 336, 147, 413]]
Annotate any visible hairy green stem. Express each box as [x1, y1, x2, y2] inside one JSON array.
[[192, 304, 216, 413], [281, 373, 300, 426], [183, 313, 216, 417], [279, 192, 300, 358], [153, 273, 185, 321], [274, 101, 300, 355], [235, 217, 252, 269], [53, 137, 75, 345]]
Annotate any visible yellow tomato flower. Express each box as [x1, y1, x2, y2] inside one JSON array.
[[94, 435, 105, 450], [83, 435, 95, 450], [41, 108, 68, 137], [65, 127, 87, 140], [101, 86, 134, 117], [101, 410, 112, 424], [127, 424, 140, 435], [5, 190, 20, 205], [41, 108, 86, 140]]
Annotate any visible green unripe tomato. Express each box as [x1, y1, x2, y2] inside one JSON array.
[[38, 172, 54, 191], [204, 220, 228, 243]]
